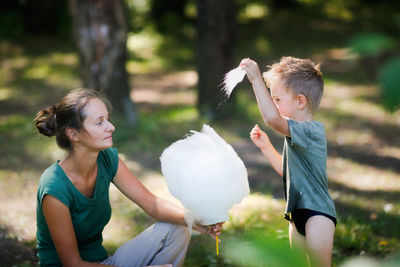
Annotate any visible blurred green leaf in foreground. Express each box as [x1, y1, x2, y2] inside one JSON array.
[[224, 230, 308, 267]]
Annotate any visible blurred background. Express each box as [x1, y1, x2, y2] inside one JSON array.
[[1, 0, 400, 266]]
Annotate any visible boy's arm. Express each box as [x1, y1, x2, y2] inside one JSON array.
[[260, 143, 283, 177], [240, 59, 290, 137], [250, 125, 283, 177]]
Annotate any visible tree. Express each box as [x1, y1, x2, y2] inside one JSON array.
[[69, 0, 137, 124], [196, 0, 236, 120]]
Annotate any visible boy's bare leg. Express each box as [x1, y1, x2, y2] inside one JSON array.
[[289, 222, 308, 264], [305, 216, 335, 267]]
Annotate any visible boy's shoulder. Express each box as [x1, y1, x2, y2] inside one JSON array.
[[287, 119, 326, 148], [288, 119, 325, 134]]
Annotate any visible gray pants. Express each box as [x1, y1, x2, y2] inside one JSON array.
[[101, 222, 191, 267]]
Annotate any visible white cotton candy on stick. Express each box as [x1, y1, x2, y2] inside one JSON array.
[[221, 66, 246, 97], [160, 124, 249, 226]]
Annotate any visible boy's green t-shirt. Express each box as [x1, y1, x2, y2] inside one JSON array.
[[36, 148, 119, 267], [283, 120, 336, 220]]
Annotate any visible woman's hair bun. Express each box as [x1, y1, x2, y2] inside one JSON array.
[[34, 105, 57, 137]]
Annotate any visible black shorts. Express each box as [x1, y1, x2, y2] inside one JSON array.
[[291, 209, 337, 236]]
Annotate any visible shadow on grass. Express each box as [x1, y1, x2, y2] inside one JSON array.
[[0, 224, 37, 266], [330, 180, 400, 204], [329, 142, 400, 173], [332, 185, 400, 240], [331, 179, 400, 260], [0, 114, 55, 171]]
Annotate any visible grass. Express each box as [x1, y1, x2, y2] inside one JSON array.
[[1, 6, 400, 267]]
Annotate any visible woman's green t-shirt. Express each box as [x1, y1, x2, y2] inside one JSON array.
[[36, 148, 119, 266]]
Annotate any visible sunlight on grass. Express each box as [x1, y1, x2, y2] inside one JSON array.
[[131, 87, 196, 107], [0, 88, 13, 101], [228, 194, 286, 231], [127, 28, 162, 59], [321, 82, 399, 127], [328, 127, 375, 146], [336, 98, 395, 125], [21, 54, 80, 90], [24, 65, 51, 79], [126, 28, 165, 73], [1, 50, 80, 111], [239, 3, 269, 21], [131, 70, 197, 92], [377, 146, 400, 159], [0, 170, 38, 241], [22, 53, 78, 79], [324, 1, 354, 22], [1, 57, 29, 84], [328, 157, 400, 191], [49, 53, 78, 65], [320, 81, 400, 163], [332, 189, 399, 218]]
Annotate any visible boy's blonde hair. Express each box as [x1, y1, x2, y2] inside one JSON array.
[[263, 56, 324, 114]]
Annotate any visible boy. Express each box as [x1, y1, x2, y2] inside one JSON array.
[[240, 57, 336, 267]]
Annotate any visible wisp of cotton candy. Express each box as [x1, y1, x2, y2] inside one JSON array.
[[221, 66, 246, 97], [160, 124, 249, 227]]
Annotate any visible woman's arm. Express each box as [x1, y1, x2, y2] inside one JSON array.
[[250, 125, 283, 177], [113, 159, 222, 237], [42, 195, 112, 267], [113, 159, 185, 224]]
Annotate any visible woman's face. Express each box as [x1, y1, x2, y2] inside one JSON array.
[[77, 98, 115, 151]]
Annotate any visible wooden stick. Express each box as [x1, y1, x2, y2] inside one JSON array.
[[216, 235, 219, 255]]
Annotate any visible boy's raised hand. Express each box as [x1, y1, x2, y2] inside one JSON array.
[[240, 58, 263, 84], [250, 124, 271, 150]]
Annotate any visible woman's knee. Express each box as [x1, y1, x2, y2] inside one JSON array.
[[155, 222, 191, 247]]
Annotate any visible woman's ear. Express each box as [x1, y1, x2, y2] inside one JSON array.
[[65, 127, 80, 142], [296, 94, 308, 110]]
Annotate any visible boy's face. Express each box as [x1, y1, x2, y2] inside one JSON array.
[[269, 78, 299, 119]]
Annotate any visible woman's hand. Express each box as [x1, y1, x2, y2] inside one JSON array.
[[193, 222, 224, 240], [250, 124, 271, 150], [240, 58, 263, 84]]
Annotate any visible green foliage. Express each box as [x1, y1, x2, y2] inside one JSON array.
[[348, 32, 400, 112], [378, 57, 400, 112], [335, 218, 377, 254], [224, 231, 308, 267], [348, 32, 396, 57]]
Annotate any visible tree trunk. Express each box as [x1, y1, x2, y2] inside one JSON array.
[[69, 0, 137, 124], [196, 0, 236, 120]]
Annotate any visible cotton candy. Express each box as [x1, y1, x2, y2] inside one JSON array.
[[160, 124, 249, 227], [221, 66, 246, 97]]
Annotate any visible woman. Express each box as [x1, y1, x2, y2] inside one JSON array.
[[34, 89, 222, 267]]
